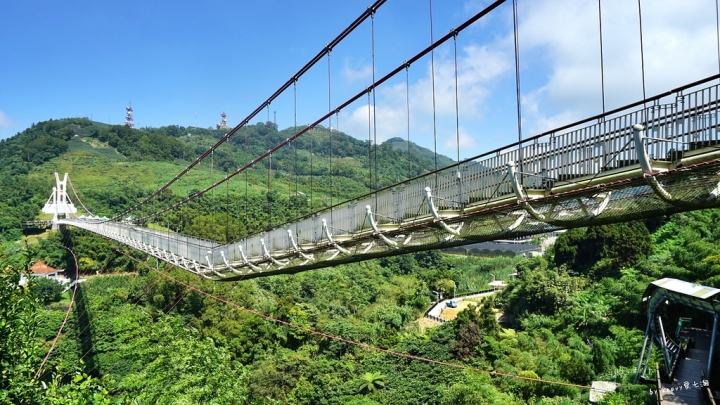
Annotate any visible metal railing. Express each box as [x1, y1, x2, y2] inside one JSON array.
[[59, 76, 720, 278]]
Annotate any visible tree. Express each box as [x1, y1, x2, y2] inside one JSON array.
[[506, 267, 585, 317], [43, 373, 111, 405], [444, 370, 522, 404], [33, 277, 63, 303], [0, 266, 42, 404], [552, 228, 584, 269], [553, 222, 652, 279], [0, 254, 111, 404], [357, 372, 385, 395], [433, 278, 456, 297], [453, 322, 482, 360]]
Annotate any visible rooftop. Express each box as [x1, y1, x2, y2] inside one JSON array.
[[30, 260, 63, 275]]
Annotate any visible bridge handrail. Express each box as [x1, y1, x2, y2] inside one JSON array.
[[66, 75, 720, 274], [245, 75, 720, 234], [63, 219, 221, 252]]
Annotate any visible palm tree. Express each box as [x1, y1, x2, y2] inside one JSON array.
[[357, 372, 386, 394]]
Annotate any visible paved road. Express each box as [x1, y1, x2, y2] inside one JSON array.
[[426, 290, 499, 320]]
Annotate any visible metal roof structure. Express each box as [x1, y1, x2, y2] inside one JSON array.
[[643, 278, 720, 315], [637, 278, 720, 385]]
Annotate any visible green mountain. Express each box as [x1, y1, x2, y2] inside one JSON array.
[[0, 118, 454, 242], [384, 136, 456, 169]]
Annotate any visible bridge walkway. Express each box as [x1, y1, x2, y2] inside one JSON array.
[[662, 328, 711, 404]]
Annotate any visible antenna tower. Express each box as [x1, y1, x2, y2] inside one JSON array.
[[125, 101, 134, 128], [217, 111, 228, 130]]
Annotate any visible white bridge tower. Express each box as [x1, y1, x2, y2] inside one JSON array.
[[42, 173, 77, 223]]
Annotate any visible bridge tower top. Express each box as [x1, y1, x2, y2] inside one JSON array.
[[42, 172, 77, 222]]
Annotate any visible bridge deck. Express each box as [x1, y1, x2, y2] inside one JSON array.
[[55, 79, 720, 279], [661, 328, 710, 405]]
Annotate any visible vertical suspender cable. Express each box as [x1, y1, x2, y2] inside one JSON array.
[[371, 10, 379, 209], [637, 0, 647, 112], [368, 91, 373, 194], [210, 149, 215, 250], [244, 128, 249, 238], [716, 0, 720, 79], [430, 0, 438, 183], [406, 63, 411, 179], [294, 79, 299, 220], [266, 104, 272, 230], [335, 111, 340, 217], [310, 124, 314, 212], [235, 142, 242, 240], [512, 0, 524, 179], [327, 49, 334, 221], [453, 31, 460, 164], [598, 0, 606, 115], [225, 142, 229, 243], [453, 31, 462, 209]]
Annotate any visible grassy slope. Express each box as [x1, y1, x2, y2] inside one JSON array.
[[29, 120, 455, 218]]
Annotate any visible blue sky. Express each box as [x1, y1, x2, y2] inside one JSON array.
[[2, 0, 720, 160]]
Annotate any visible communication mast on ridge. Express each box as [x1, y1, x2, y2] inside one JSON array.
[[125, 101, 134, 128], [216, 111, 228, 130]]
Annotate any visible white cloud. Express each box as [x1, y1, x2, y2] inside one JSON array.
[[340, 40, 512, 154], [0, 110, 13, 128], [443, 127, 478, 153], [513, 0, 720, 135], [341, 58, 373, 82], [336, 0, 720, 159]]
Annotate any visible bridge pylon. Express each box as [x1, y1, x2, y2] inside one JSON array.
[[42, 173, 77, 227]]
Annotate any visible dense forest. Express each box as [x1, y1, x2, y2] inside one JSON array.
[[2, 118, 720, 403]]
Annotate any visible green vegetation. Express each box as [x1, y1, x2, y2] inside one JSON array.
[[0, 263, 110, 404], [67, 137, 125, 160], [0, 118, 457, 243], [4, 118, 720, 403]]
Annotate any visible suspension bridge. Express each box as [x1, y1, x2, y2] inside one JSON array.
[[39, 0, 720, 283]]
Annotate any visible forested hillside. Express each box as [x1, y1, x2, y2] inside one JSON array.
[[0, 118, 454, 243], [3, 119, 720, 403]]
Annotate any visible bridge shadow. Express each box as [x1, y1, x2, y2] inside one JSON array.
[[59, 227, 99, 377], [73, 283, 98, 377]]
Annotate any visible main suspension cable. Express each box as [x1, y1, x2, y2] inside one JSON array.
[[129, 0, 510, 224], [111, 0, 387, 222], [67, 176, 95, 217]]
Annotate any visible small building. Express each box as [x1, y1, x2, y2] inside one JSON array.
[[20, 261, 68, 285]]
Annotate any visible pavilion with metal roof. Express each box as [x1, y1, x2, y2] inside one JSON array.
[[635, 278, 720, 384]]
